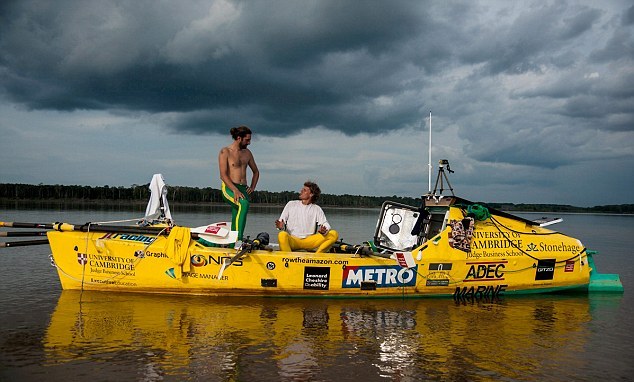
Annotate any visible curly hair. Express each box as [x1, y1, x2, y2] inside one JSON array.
[[304, 181, 321, 203]]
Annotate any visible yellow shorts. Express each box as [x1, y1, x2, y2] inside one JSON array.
[[278, 230, 339, 253]]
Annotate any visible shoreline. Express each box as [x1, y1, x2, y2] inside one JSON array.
[[0, 198, 631, 215], [0, 198, 379, 211]]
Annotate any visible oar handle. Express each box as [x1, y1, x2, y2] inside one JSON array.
[[0, 222, 54, 229], [334, 242, 377, 257], [226, 244, 251, 266], [0, 231, 48, 237], [0, 239, 49, 248]]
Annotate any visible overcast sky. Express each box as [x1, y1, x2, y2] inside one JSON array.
[[1, 0, 632, 207]]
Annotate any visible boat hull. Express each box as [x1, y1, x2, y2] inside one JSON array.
[[46, 207, 598, 298]]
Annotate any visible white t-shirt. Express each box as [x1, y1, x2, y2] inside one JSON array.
[[278, 200, 331, 238]]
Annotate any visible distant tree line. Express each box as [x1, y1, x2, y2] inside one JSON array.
[[1, 183, 631, 213], [0, 183, 421, 208]]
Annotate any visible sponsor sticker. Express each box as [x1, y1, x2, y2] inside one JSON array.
[[342, 265, 417, 288], [426, 279, 449, 287], [204, 226, 222, 234], [429, 263, 453, 271], [304, 267, 330, 290], [535, 259, 556, 280], [565, 260, 575, 272], [464, 261, 506, 282]]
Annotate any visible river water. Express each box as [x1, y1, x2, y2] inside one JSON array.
[[0, 205, 632, 381]]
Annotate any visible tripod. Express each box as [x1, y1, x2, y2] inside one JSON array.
[[432, 160, 454, 196]]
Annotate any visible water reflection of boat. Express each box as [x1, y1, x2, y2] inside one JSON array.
[[44, 291, 620, 380]]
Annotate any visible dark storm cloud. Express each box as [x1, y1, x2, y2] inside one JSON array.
[[518, 64, 634, 132], [458, 3, 601, 75], [0, 0, 432, 136], [626, 5, 634, 25], [0, 0, 632, 172], [590, 25, 634, 62]]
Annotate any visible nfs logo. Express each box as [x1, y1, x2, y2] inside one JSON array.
[[342, 265, 417, 288]]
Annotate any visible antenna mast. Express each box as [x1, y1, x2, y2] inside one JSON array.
[[427, 111, 432, 193]]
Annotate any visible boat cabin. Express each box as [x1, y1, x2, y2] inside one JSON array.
[[373, 197, 453, 253]]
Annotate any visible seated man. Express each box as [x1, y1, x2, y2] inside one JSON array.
[[275, 181, 338, 253]]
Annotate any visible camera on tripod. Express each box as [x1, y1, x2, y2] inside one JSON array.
[[431, 159, 454, 196], [438, 159, 453, 173]]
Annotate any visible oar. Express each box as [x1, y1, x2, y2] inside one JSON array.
[[218, 232, 270, 278], [333, 242, 376, 257], [1, 221, 249, 250], [0, 222, 55, 229], [52, 222, 168, 235], [58, 223, 216, 242], [332, 241, 397, 260], [0, 221, 167, 234], [332, 241, 416, 267], [0, 231, 49, 237], [0, 239, 49, 248], [51, 222, 257, 246], [1, 220, 229, 244]]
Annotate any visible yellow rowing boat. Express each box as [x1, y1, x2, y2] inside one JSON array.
[[44, 200, 621, 298], [3, 169, 623, 298]]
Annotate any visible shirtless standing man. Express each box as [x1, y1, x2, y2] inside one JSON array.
[[218, 126, 259, 241]]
